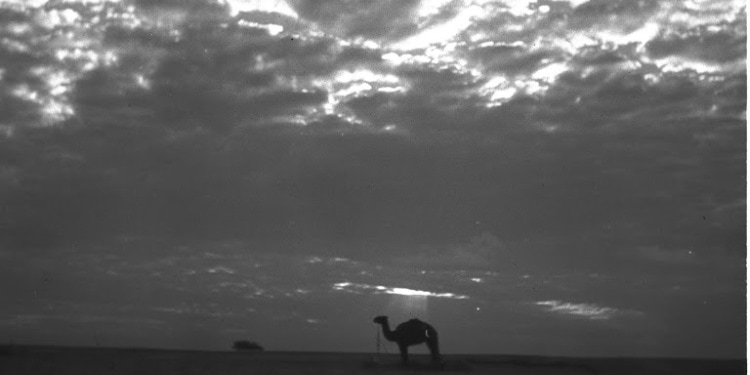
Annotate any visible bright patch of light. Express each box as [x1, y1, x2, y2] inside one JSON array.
[[12, 81, 75, 124], [272, 114, 310, 126], [6, 22, 31, 35], [538, 5, 550, 13], [484, 76, 507, 89], [37, 8, 81, 29], [323, 96, 337, 115], [134, 74, 151, 89], [361, 40, 380, 50], [334, 69, 399, 84], [237, 20, 284, 35], [416, 0, 454, 18], [394, 3, 485, 50], [102, 50, 117, 66], [381, 52, 402, 64], [223, 0, 299, 18], [332, 282, 469, 299], [40, 100, 74, 123], [470, 277, 483, 283], [490, 87, 517, 101], [567, 0, 590, 7], [531, 62, 567, 82], [0, 0, 48, 7], [480, 76, 517, 106], [207, 266, 236, 274], [306, 256, 323, 264], [336, 82, 373, 97], [503, 0, 536, 16], [597, 22, 660, 48], [45, 71, 72, 96], [539, 123, 559, 133], [383, 125, 397, 131], [377, 86, 407, 93], [626, 22, 660, 45], [536, 300, 619, 320], [318, 69, 407, 117], [656, 57, 722, 74], [675, 0, 745, 24], [570, 34, 597, 49], [552, 34, 596, 54], [388, 288, 432, 297], [382, 52, 431, 66]]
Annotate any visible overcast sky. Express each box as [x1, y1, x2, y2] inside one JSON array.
[[0, 0, 745, 358]]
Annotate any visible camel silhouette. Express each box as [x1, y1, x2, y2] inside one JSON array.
[[373, 316, 442, 366]]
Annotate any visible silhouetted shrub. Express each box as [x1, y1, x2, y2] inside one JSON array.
[[232, 340, 264, 351]]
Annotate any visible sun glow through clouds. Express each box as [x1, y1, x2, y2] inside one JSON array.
[[332, 282, 468, 300], [222, 0, 298, 18]]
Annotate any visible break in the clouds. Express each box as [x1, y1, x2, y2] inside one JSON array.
[[0, 0, 745, 359]]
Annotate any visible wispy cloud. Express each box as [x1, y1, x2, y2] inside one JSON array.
[[207, 265, 236, 274], [394, 233, 502, 269], [535, 300, 641, 320]]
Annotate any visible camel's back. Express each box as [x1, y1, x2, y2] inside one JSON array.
[[396, 319, 430, 334]]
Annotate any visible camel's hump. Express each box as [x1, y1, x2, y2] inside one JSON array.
[[397, 318, 426, 330]]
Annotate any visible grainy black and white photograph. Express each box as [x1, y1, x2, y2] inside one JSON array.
[[0, 0, 746, 374]]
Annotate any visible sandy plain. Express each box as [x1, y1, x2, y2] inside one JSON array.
[[0, 346, 744, 375]]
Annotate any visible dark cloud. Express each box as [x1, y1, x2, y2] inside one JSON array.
[[570, 0, 661, 31], [646, 27, 746, 63], [469, 44, 559, 75], [287, 0, 420, 41]]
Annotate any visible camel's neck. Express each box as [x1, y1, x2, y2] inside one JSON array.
[[378, 321, 397, 342]]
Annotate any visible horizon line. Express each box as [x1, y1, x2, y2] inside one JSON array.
[[2, 343, 744, 361]]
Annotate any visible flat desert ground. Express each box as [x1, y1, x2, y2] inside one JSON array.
[[0, 346, 744, 374]]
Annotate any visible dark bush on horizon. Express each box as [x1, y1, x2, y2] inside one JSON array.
[[232, 340, 264, 351]]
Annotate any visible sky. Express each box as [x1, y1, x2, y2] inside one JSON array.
[[0, 0, 745, 359]]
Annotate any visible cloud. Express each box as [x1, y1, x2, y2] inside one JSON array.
[[393, 233, 503, 269], [287, 0, 420, 41], [332, 281, 469, 299], [646, 27, 745, 64], [0, 0, 743, 268], [207, 265, 236, 274], [535, 300, 641, 320]]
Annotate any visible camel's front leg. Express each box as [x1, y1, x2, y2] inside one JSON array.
[[398, 343, 409, 365]]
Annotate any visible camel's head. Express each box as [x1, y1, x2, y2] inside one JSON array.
[[373, 315, 388, 324]]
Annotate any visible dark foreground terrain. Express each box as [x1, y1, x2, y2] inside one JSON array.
[[0, 346, 744, 374]]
